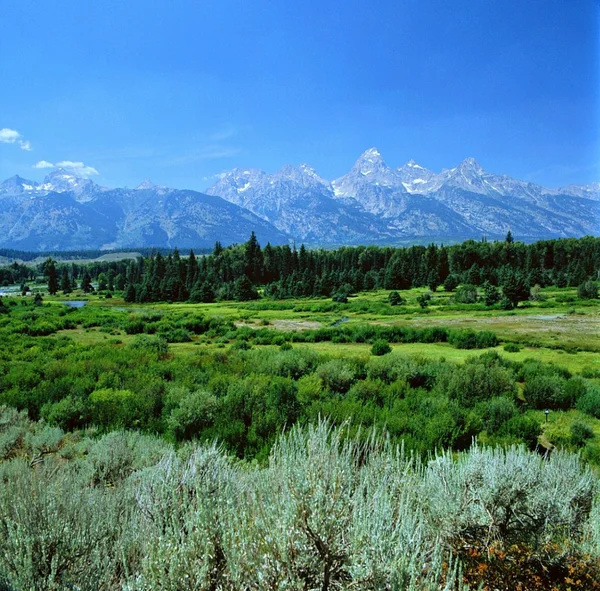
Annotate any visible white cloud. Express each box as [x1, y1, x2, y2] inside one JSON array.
[[202, 171, 229, 182], [0, 128, 32, 150], [33, 159, 100, 177], [34, 160, 55, 169], [0, 129, 20, 142], [56, 160, 99, 177]]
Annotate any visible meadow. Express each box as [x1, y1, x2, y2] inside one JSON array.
[[1, 249, 600, 589], [1, 282, 599, 462]]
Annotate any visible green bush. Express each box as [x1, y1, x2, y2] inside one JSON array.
[[446, 363, 516, 407], [167, 389, 219, 442], [483, 397, 518, 434], [571, 421, 595, 448], [577, 386, 600, 419], [578, 280, 598, 300], [371, 339, 392, 356], [454, 284, 478, 304], [523, 374, 568, 410], [503, 342, 521, 353], [316, 359, 355, 393], [448, 328, 498, 349], [388, 291, 404, 306]]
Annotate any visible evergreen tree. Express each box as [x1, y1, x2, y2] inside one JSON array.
[[502, 271, 529, 307], [114, 274, 126, 290], [244, 232, 263, 283], [233, 275, 259, 301], [483, 281, 500, 306], [124, 283, 137, 303], [45, 258, 58, 295], [186, 250, 198, 290], [60, 268, 72, 294], [81, 272, 92, 293]]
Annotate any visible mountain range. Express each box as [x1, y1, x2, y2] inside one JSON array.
[[1, 149, 598, 251]]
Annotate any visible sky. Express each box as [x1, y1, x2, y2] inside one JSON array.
[[0, 0, 598, 191]]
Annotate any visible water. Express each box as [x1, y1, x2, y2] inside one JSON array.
[[0, 286, 22, 297], [63, 300, 88, 308]]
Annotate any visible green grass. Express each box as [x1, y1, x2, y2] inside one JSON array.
[[12, 283, 600, 366]]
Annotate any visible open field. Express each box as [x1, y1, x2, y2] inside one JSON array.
[[44, 285, 600, 373]]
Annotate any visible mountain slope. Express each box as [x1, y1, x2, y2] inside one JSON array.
[[206, 163, 395, 244], [0, 173, 288, 250], [207, 149, 599, 243], [1, 150, 598, 251]]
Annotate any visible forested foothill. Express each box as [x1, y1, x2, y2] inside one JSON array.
[[0, 233, 599, 589]]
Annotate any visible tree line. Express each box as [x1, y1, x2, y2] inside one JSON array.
[[27, 233, 600, 303]]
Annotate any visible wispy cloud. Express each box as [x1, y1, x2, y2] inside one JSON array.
[[33, 160, 100, 177], [166, 145, 241, 166], [209, 126, 238, 142], [202, 171, 229, 183], [0, 128, 32, 151]]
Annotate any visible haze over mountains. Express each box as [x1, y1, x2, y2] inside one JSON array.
[[1, 149, 598, 251]]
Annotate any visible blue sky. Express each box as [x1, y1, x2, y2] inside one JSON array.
[[1, 0, 598, 190]]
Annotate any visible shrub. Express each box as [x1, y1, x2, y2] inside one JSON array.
[[523, 374, 568, 410], [416, 291, 433, 308], [41, 396, 90, 431], [316, 359, 355, 393], [371, 339, 392, 356], [88, 388, 154, 430], [443, 274, 460, 292], [578, 280, 598, 300], [454, 284, 478, 304], [129, 334, 169, 359], [447, 363, 516, 407], [167, 389, 219, 442], [483, 397, 518, 434], [577, 386, 600, 419], [388, 291, 404, 306], [502, 415, 542, 448], [571, 421, 595, 448], [503, 342, 521, 353], [448, 329, 498, 349]]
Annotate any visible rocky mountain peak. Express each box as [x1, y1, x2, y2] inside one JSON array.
[[0, 175, 38, 195], [136, 179, 159, 190], [273, 163, 329, 188], [352, 147, 389, 174], [457, 157, 484, 174]]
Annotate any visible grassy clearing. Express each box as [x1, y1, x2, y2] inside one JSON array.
[[18, 283, 599, 376]]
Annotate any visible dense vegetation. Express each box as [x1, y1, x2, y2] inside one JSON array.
[[6, 234, 600, 307], [1, 415, 599, 591], [0, 297, 598, 464], [0, 235, 599, 589]]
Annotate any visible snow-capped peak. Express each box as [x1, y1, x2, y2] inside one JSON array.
[[0, 175, 38, 195], [273, 163, 329, 188], [354, 147, 386, 170], [37, 168, 105, 201], [457, 157, 483, 173], [136, 179, 159, 190]]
